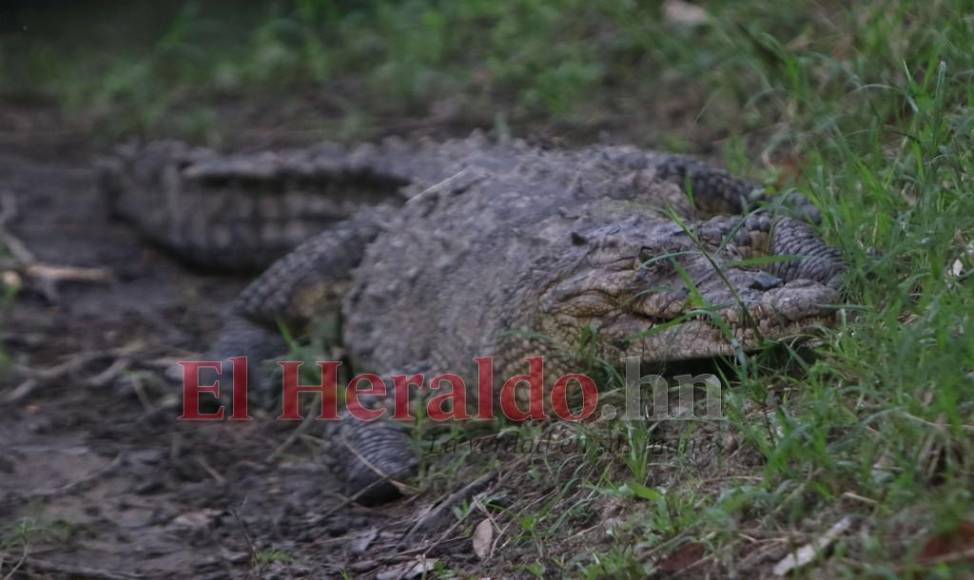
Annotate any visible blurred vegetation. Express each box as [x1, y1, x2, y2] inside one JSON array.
[[2, 0, 966, 152], [3, 0, 974, 575]]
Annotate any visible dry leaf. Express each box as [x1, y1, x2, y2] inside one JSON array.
[[171, 508, 222, 531], [951, 259, 965, 278], [663, 0, 708, 27], [472, 518, 494, 560], [773, 516, 852, 576], [376, 556, 438, 580], [919, 520, 974, 565], [1, 270, 22, 291], [657, 542, 706, 573], [351, 527, 379, 554]]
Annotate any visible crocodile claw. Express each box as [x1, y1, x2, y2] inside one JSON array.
[[338, 415, 418, 505]]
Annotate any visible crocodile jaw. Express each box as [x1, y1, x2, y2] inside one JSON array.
[[599, 278, 840, 362]]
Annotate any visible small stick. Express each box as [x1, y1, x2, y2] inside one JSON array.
[[0, 191, 112, 302], [401, 470, 498, 542], [2, 454, 123, 506], [85, 357, 132, 388], [230, 507, 259, 570], [195, 455, 226, 484], [318, 472, 411, 521], [5, 344, 145, 404], [1, 544, 27, 580], [266, 395, 321, 463], [19, 557, 144, 579]]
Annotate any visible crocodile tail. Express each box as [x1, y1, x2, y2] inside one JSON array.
[[98, 140, 416, 272]]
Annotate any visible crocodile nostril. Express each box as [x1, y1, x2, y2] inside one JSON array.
[[749, 272, 783, 291]]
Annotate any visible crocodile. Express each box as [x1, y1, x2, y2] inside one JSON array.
[[101, 133, 844, 504]]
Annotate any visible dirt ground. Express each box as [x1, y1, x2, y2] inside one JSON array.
[[0, 104, 506, 579], [0, 101, 767, 580]]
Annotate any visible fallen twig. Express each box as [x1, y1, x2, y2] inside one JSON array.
[[1, 454, 123, 507], [266, 394, 322, 463], [5, 343, 144, 404], [401, 470, 499, 543], [773, 516, 854, 576], [1, 543, 28, 580], [0, 191, 113, 302], [85, 357, 133, 388], [917, 546, 974, 567], [230, 507, 259, 571], [195, 455, 226, 484], [3, 378, 38, 405], [19, 557, 142, 579], [318, 467, 418, 521]]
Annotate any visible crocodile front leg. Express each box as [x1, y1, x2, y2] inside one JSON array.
[[326, 361, 433, 504], [333, 404, 419, 505], [206, 204, 393, 381], [202, 206, 420, 503]]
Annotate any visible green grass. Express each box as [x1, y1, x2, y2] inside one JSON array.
[[6, 0, 964, 147], [0, 518, 75, 576], [5, 0, 974, 576]]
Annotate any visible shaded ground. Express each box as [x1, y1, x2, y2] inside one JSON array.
[[0, 102, 774, 579], [6, 2, 974, 577], [4, 100, 693, 580], [0, 103, 493, 579]]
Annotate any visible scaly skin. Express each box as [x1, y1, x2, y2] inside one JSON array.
[[99, 140, 410, 271], [103, 133, 845, 504]]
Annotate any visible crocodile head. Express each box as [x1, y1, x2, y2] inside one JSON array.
[[539, 213, 844, 362]]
